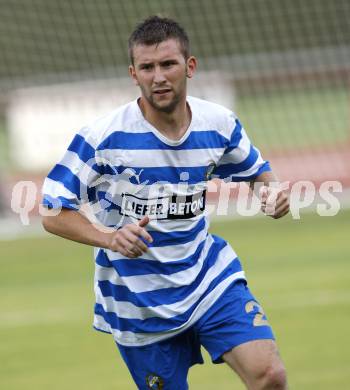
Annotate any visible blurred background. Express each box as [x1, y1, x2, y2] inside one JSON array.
[[0, 1, 349, 389]]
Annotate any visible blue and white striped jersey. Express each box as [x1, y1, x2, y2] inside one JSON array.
[[42, 96, 271, 346]]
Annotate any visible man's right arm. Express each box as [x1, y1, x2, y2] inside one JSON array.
[[42, 210, 153, 258]]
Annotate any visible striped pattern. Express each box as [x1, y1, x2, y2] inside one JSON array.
[[42, 96, 270, 346]]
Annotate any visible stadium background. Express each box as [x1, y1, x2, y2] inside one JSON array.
[[0, 1, 349, 389]]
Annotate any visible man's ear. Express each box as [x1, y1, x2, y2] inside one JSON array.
[[129, 65, 139, 86], [186, 56, 197, 78]]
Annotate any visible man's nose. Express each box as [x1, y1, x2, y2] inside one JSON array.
[[153, 66, 166, 83]]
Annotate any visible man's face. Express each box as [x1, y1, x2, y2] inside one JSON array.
[[129, 39, 196, 113]]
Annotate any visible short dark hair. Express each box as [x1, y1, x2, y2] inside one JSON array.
[[128, 15, 190, 64]]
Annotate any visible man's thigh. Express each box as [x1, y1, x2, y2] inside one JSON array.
[[222, 339, 287, 389]]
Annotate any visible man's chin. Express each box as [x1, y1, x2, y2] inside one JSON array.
[[151, 99, 178, 114]]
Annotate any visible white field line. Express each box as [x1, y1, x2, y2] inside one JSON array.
[[0, 307, 89, 328], [1, 289, 349, 329], [262, 290, 350, 310], [0, 217, 47, 241]]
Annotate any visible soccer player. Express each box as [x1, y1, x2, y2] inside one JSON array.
[[42, 16, 289, 390]]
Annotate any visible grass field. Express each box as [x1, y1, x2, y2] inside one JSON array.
[[237, 85, 349, 150], [1, 209, 349, 389]]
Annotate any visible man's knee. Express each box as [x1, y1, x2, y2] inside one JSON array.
[[257, 362, 287, 390]]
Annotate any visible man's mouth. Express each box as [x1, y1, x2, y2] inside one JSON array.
[[153, 88, 172, 95]]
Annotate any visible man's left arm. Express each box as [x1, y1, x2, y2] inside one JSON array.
[[250, 170, 290, 219]]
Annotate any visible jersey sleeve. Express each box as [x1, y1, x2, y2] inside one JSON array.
[[41, 127, 102, 210], [212, 116, 271, 182]]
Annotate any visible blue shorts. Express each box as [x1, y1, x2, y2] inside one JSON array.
[[116, 280, 274, 390]]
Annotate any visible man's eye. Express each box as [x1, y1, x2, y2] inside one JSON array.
[[163, 62, 175, 67], [140, 64, 152, 70]]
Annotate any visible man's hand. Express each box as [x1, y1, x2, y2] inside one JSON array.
[[259, 186, 289, 219], [107, 216, 153, 258]]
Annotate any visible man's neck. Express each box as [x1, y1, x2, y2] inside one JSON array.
[[139, 97, 191, 141]]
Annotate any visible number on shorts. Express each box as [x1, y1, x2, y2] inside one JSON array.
[[245, 300, 269, 327]]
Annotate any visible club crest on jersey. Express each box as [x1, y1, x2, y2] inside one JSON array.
[[205, 162, 216, 180], [146, 373, 164, 389]]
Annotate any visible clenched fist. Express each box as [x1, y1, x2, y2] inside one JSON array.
[[259, 186, 289, 219], [107, 216, 153, 258]]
